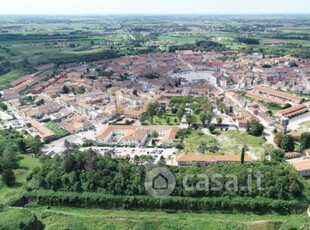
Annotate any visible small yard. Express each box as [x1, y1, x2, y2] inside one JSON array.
[[144, 116, 180, 126], [46, 121, 70, 138]]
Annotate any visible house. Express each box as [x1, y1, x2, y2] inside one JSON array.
[[123, 109, 145, 119], [75, 102, 95, 116], [290, 160, 310, 177], [177, 155, 252, 166], [26, 119, 56, 142], [2, 89, 19, 101], [60, 114, 93, 133]]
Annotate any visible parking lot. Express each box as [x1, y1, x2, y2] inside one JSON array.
[[81, 146, 179, 165]]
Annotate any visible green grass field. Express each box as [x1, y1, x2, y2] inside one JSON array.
[[22, 206, 309, 230], [0, 155, 41, 205]]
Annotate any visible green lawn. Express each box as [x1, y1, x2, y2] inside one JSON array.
[[24, 206, 309, 230], [46, 121, 70, 138], [0, 155, 41, 205], [144, 116, 180, 126]]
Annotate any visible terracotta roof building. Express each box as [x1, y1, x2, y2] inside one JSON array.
[[177, 155, 253, 166], [96, 125, 178, 147], [290, 160, 310, 177]]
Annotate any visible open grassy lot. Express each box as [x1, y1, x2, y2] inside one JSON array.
[[297, 121, 310, 133], [0, 155, 41, 205], [182, 130, 218, 154], [215, 130, 266, 157], [180, 129, 265, 157], [23, 206, 310, 230]]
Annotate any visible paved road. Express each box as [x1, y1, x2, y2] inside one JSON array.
[[42, 122, 107, 155]]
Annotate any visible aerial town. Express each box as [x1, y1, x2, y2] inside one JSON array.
[[1, 50, 310, 176], [1, 11, 310, 229]]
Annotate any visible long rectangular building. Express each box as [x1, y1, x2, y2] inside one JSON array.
[[177, 155, 252, 166], [246, 91, 286, 106], [96, 125, 178, 147], [26, 119, 56, 142], [276, 104, 308, 118], [255, 86, 303, 104]]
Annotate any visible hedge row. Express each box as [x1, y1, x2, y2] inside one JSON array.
[[25, 191, 301, 215]]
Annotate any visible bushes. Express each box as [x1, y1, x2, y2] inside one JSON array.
[[25, 191, 300, 214], [0, 208, 42, 230]]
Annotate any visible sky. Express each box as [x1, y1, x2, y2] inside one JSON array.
[[0, 0, 309, 15]]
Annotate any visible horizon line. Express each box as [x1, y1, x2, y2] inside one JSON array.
[[0, 13, 310, 16]]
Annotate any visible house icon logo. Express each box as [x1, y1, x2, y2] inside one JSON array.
[[152, 173, 169, 190], [145, 167, 176, 197]]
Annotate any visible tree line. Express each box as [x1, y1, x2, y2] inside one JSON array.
[[26, 149, 307, 202]]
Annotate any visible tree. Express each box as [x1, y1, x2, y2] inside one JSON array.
[[283, 103, 292, 109], [270, 149, 285, 161], [216, 116, 223, 125], [300, 132, 310, 150], [246, 120, 264, 136], [158, 155, 166, 166], [166, 117, 171, 124], [132, 89, 138, 96], [206, 112, 212, 126], [133, 155, 140, 166], [0, 101, 7, 111], [200, 112, 207, 127], [176, 109, 184, 119], [186, 115, 194, 127], [74, 86, 86, 95], [2, 169, 16, 187], [62, 85, 70, 94], [2, 146, 18, 170], [281, 135, 295, 152], [241, 145, 247, 164], [198, 141, 208, 153], [218, 102, 226, 113], [208, 124, 216, 134], [146, 102, 160, 117], [274, 132, 284, 147], [151, 131, 159, 138]]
